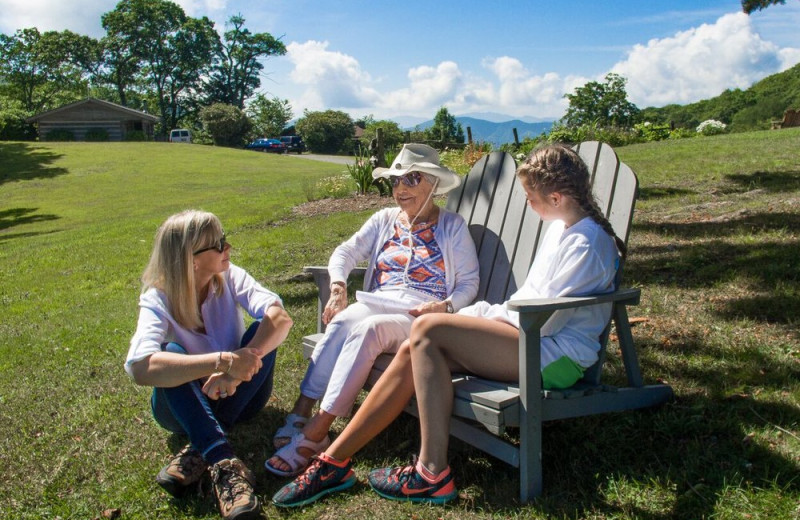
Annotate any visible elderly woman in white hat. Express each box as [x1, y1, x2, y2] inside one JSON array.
[[266, 143, 479, 476]]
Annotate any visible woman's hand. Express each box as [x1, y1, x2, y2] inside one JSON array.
[[202, 372, 241, 400], [227, 347, 262, 381], [408, 300, 448, 317], [322, 284, 348, 324]]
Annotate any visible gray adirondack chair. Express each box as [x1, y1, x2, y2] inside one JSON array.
[[302, 141, 673, 502]]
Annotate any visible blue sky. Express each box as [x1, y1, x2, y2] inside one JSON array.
[[2, 0, 799, 123]]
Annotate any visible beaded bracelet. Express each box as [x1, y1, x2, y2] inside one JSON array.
[[214, 351, 224, 372]]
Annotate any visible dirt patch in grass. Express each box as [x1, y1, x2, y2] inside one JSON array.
[[292, 193, 396, 218]]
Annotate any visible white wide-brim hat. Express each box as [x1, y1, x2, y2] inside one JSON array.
[[372, 143, 461, 195]]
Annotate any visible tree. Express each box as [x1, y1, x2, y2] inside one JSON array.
[[205, 15, 286, 108], [562, 73, 640, 128], [358, 118, 404, 150], [96, 31, 141, 107], [200, 103, 251, 146], [295, 110, 354, 154], [742, 0, 787, 13], [101, 0, 220, 135], [0, 28, 98, 113], [246, 94, 292, 138], [425, 107, 464, 144]]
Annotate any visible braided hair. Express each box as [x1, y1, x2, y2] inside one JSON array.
[[516, 144, 626, 258]]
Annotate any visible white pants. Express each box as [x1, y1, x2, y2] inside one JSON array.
[[299, 301, 416, 417]]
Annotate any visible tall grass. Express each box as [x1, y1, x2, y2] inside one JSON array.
[[1, 132, 799, 519]]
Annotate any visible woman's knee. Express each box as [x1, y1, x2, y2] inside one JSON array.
[[409, 314, 450, 350]]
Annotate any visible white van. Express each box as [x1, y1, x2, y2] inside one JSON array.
[[169, 129, 192, 143]]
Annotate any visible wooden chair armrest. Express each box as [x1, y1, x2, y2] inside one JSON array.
[[510, 286, 645, 423], [302, 266, 368, 333], [507, 287, 640, 313]]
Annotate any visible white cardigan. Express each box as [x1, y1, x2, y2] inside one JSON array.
[[327, 207, 480, 311]]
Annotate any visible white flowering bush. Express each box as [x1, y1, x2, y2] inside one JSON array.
[[696, 119, 727, 136]]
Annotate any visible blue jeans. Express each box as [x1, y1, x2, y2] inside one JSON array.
[[150, 321, 276, 461]]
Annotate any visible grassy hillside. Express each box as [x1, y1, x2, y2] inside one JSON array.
[[1, 133, 799, 519], [640, 62, 800, 131]]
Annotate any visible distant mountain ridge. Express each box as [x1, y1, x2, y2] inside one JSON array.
[[405, 116, 553, 147]]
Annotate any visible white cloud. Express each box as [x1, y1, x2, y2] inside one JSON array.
[[612, 12, 800, 108], [378, 62, 463, 113], [175, 0, 228, 15], [0, 0, 114, 36], [0, 0, 228, 36], [286, 40, 380, 111]]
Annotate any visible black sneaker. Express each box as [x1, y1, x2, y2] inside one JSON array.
[[155, 445, 208, 497], [210, 458, 261, 520], [368, 457, 457, 504], [272, 454, 356, 508]]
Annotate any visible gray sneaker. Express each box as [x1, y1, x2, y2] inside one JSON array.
[[211, 458, 261, 520], [156, 445, 208, 497]]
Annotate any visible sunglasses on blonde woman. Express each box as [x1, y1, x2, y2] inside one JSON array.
[[193, 234, 227, 255], [390, 171, 423, 188]]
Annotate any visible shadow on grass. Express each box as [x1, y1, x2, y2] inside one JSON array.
[[431, 331, 800, 517], [725, 170, 800, 193], [629, 212, 800, 324], [638, 186, 695, 201], [0, 207, 60, 233], [0, 142, 67, 185]]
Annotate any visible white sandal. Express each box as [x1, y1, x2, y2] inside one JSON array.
[[264, 433, 331, 477], [273, 413, 308, 449]]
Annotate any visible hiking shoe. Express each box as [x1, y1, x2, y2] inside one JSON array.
[[272, 453, 356, 508], [368, 457, 457, 504], [155, 445, 208, 497], [210, 458, 261, 520]]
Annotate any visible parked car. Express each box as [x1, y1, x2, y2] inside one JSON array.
[[279, 135, 306, 154], [245, 138, 286, 153], [169, 128, 191, 143]]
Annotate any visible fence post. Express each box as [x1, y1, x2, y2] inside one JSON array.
[[376, 127, 387, 167], [513, 128, 520, 149], [467, 126, 473, 145]]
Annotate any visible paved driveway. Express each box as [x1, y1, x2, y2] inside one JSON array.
[[285, 153, 355, 165]]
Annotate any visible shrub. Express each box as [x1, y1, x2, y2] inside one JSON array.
[[85, 128, 110, 142], [46, 129, 74, 141], [669, 127, 697, 139], [124, 130, 147, 141], [200, 103, 251, 147], [440, 142, 492, 175], [696, 119, 727, 136], [634, 122, 671, 142], [547, 122, 641, 147], [346, 147, 375, 195], [295, 110, 354, 154], [315, 175, 352, 199]]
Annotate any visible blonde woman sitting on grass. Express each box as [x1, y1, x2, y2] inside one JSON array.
[[125, 210, 292, 520]]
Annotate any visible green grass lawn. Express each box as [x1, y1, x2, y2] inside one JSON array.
[[1, 133, 799, 519]]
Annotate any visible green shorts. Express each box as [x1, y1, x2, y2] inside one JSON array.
[[541, 356, 584, 390]]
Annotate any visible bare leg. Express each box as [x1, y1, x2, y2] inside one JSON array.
[[289, 394, 316, 418], [325, 342, 415, 461], [410, 314, 519, 473]]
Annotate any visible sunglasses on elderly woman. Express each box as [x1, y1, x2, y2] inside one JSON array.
[[193, 234, 227, 255], [390, 171, 424, 188]]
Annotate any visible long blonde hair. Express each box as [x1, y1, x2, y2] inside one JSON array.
[[516, 144, 626, 257], [141, 210, 225, 330]]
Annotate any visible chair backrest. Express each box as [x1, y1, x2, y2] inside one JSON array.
[[445, 142, 638, 385], [446, 141, 638, 305]]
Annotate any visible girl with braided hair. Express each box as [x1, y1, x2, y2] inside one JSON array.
[[272, 143, 623, 508]]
